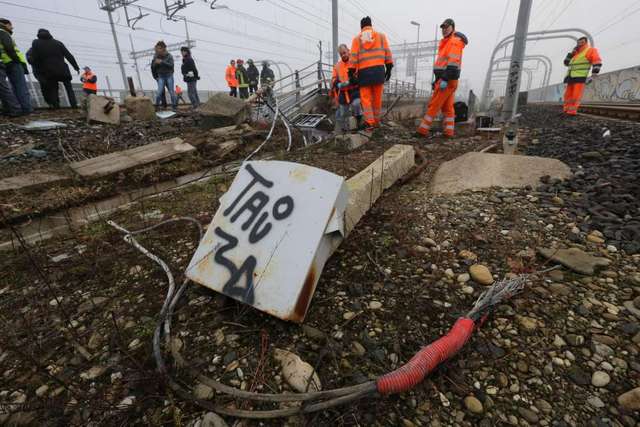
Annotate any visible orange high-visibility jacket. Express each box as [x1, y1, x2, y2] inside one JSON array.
[[81, 71, 97, 91], [332, 59, 359, 105], [225, 65, 238, 87], [348, 26, 393, 86], [433, 32, 468, 82]]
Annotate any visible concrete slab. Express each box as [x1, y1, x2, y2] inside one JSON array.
[[333, 133, 369, 152], [345, 144, 415, 234], [124, 96, 156, 121], [429, 152, 572, 195], [198, 92, 250, 128], [70, 137, 194, 178], [19, 121, 67, 131], [86, 95, 120, 125], [0, 172, 68, 193]]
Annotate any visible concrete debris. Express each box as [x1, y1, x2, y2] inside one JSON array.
[[124, 96, 156, 121], [19, 120, 67, 131], [156, 111, 177, 120], [86, 95, 120, 125], [198, 92, 250, 128], [536, 247, 611, 275], [333, 133, 369, 152], [429, 152, 571, 194], [273, 348, 322, 392]]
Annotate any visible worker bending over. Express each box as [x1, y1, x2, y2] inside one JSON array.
[[563, 36, 602, 116], [348, 16, 393, 131], [332, 43, 362, 132], [417, 18, 467, 139]]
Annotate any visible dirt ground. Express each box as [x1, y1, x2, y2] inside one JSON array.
[[1, 107, 639, 426]]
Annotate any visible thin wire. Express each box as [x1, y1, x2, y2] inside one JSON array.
[[494, 0, 511, 47], [594, 2, 640, 35]]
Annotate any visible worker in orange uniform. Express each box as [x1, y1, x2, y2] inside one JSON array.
[[175, 84, 186, 104], [417, 18, 468, 139], [80, 66, 97, 96], [225, 59, 238, 98], [348, 16, 393, 131], [563, 36, 602, 116], [332, 43, 362, 132]]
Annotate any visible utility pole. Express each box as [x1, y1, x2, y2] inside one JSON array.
[[129, 34, 143, 93], [100, 0, 141, 89], [501, 0, 533, 121], [107, 7, 127, 89], [331, 0, 338, 64]]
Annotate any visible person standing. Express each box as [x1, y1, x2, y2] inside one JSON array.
[[225, 59, 238, 97], [80, 66, 97, 96], [348, 16, 393, 131], [235, 58, 249, 100], [29, 28, 80, 109], [332, 44, 362, 132], [0, 19, 32, 115], [246, 59, 259, 95], [563, 37, 602, 116], [175, 85, 186, 104], [0, 61, 21, 116], [180, 46, 200, 108], [151, 41, 177, 111], [416, 18, 468, 139], [260, 61, 275, 88]]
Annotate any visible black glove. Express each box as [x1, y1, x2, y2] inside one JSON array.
[[348, 68, 358, 85], [563, 53, 572, 66], [385, 63, 393, 81]]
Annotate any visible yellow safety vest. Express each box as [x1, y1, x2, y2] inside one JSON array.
[[568, 48, 591, 79], [0, 29, 26, 65]]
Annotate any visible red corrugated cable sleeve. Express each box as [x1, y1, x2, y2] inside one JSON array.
[[376, 317, 475, 395]]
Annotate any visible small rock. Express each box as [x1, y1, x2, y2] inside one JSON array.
[[463, 395, 483, 414], [567, 366, 591, 385], [118, 396, 135, 408], [273, 348, 321, 392], [423, 237, 437, 247], [566, 334, 584, 346], [469, 264, 493, 285], [368, 301, 382, 310], [618, 387, 640, 411], [606, 245, 618, 253], [444, 268, 455, 278], [587, 233, 605, 244], [518, 407, 539, 424], [534, 399, 552, 414], [197, 412, 229, 427], [553, 335, 567, 348], [516, 315, 539, 332], [457, 273, 471, 283], [80, 366, 107, 381], [458, 250, 478, 261], [194, 383, 214, 400], [343, 311, 356, 321], [591, 371, 610, 387], [35, 385, 49, 397], [587, 396, 606, 408], [351, 342, 366, 356], [302, 325, 325, 341], [128, 339, 141, 350]]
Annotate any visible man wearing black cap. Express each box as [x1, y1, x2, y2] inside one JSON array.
[[417, 18, 468, 139], [348, 16, 393, 131]]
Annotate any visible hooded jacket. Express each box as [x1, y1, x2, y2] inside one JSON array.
[[181, 54, 199, 82], [260, 65, 275, 86], [434, 31, 468, 82], [29, 29, 79, 81]]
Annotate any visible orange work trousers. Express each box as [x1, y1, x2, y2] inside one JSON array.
[[360, 84, 384, 127], [417, 79, 458, 137], [563, 82, 585, 116]]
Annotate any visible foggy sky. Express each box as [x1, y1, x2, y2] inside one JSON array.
[[3, 0, 639, 93]]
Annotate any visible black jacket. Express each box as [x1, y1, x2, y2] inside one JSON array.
[[181, 55, 199, 82], [30, 29, 79, 81], [247, 64, 259, 85], [260, 66, 275, 85], [151, 52, 174, 79]]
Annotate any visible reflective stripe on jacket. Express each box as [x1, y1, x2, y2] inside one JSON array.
[[0, 29, 26, 65], [433, 32, 467, 82], [236, 66, 249, 88], [225, 65, 238, 87], [348, 26, 393, 87], [81, 71, 97, 91]]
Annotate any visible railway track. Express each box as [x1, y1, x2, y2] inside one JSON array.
[[579, 102, 640, 121]]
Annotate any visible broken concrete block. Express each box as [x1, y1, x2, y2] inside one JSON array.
[[198, 92, 250, 129], [536, 247, 611, 275], [86, 95, 120, 125], [429, 152, 572, 194], [124, 96, 156, 121], [345, 144, 415, 235], [333, 133, 369, 152], [185, 161, 348, 323]]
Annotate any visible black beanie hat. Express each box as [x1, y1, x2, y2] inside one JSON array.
[[360, 16, 372, 28]]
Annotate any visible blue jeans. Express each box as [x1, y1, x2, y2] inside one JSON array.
[[6, 62, 32, 114], [186, 81, 200, 107], [155, 74, 177, 109], [0, 66, 21, 115]]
